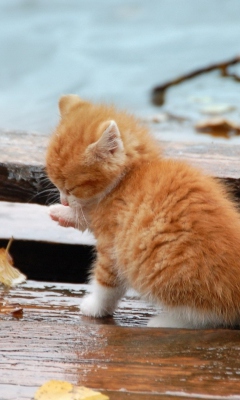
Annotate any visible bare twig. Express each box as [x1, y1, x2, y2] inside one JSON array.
[[152, 55, 240, 106]]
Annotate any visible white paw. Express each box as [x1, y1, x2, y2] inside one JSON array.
[[48, 204, 75, 227], [49, 204, 67, 220], [81, 294, 112, 318], [147, 313, 191, 329], [81, 279, 125, 318]]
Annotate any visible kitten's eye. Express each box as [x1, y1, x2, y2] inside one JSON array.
[[68, 181, 96, 193], [67, 184, 83, 195], [67, 185, 80, 193], [80, 180, 96, 187]]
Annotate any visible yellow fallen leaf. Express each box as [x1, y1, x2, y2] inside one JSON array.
[[34, 380, 109, 400], [0, 237, 26, 287]]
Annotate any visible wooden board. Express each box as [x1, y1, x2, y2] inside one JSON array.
[[0, 130, 48, 204], [1, 131, 240, 400], [1, 129, 240, 204], [0, 281, 156, 327], [162, 140, 240, 179], [1, 281, 240, 400]]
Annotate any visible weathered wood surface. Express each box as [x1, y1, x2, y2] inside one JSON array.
[[0, 281, 156, 327], [1, 281, 240, 399], [1, 281, 240, 400], [163, 140, 240, 179], [0, 130, 48, 204], [1, 129, 240, 204]]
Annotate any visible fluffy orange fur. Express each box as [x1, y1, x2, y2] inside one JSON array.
[[46, 95, 240, 328]]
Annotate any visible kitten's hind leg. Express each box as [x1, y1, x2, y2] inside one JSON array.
[[148, 307, 224, 329], [81, 278, 125, 318], [148, 313, 192, 329]]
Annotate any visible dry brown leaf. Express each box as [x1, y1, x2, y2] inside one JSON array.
[[34, 380, 109, 400], [195, 117, 240, 138], [0, 300, 23, 316], [0, 237, 26, 287]]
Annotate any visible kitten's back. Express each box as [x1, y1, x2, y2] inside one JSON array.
[[94, 158, 240, 326]]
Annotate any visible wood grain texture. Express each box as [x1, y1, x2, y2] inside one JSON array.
[[0, 130, 50, 204], [1, 321, 240, 399], [1, 129, 240, 204], [1, 281, 240, 399], [162, 140, 240, 179], [0, 281, 157, 327], [1, 129, 240, 400], [0, 163, 50, 204]]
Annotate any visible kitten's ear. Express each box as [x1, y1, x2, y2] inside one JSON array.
[[59, 94, 83, 116], [89, 120, 124, 160], [96, 120, 124, 157]]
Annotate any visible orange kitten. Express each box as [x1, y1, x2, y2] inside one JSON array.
[[46, 94, 240, 328]]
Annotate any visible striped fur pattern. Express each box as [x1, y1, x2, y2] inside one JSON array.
[[46, 95, 240, 328]]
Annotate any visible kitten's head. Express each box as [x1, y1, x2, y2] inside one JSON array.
[[46, 95, 127, 205]]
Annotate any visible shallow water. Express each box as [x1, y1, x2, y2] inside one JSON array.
[[0, 0, 240, 142]]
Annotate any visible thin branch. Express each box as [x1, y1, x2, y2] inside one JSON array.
[[152, 55, 240, 106]]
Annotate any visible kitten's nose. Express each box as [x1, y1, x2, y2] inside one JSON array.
[[61, 199, 69, 206], [60, 193, 69, 206]]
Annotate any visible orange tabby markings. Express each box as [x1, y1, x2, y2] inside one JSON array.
[[46, 94, 240, 328]]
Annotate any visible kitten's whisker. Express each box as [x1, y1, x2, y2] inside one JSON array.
[[43, 192, 60, 206], [74, 208, 82, 230], [75, 213, 81, 230], [78, 203, 89, 228], [27, 186, 59, 204], [39, 176, 55, 185], [37, 188, 59, 196], [47, 198, 60, 206]]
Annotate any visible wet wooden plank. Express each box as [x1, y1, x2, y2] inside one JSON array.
[[0, 281, 157, 327], [1, 281, 240, 399], [1, 320, 240, 399], [1, 129, 240, 204]]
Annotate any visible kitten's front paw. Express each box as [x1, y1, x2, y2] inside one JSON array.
[[48, 204, 75, 227], [49, 204, 65, 220], [81, 294, 112, 318]]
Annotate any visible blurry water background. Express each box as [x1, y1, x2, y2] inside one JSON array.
[[0, 0, 240, 142]]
